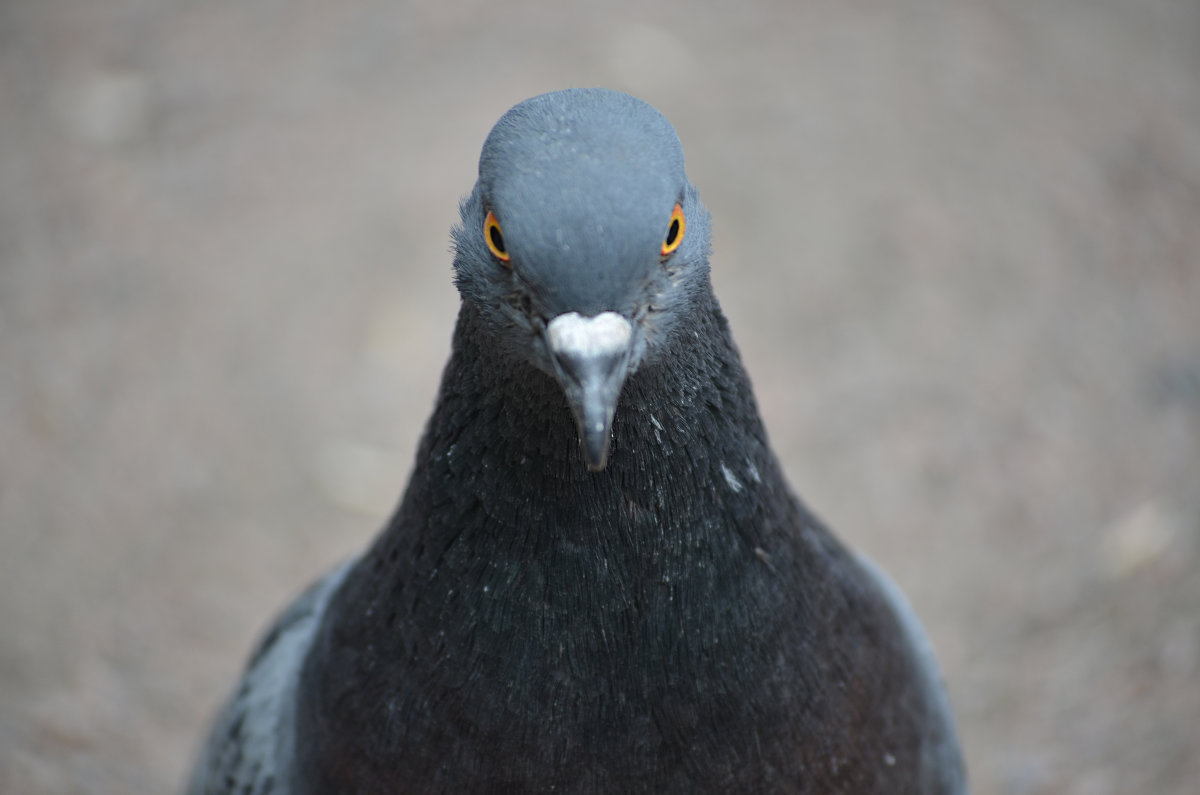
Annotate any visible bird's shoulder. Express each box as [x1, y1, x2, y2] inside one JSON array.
[[187, 560, 354, 795], [848, 551, 968, 792]]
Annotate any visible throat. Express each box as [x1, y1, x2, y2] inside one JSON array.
[[366, 296, 791, 615], [351, 296, 798, 693]]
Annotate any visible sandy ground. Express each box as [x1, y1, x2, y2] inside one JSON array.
[[2, 1, 1198, 793]]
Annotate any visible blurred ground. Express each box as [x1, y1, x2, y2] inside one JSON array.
[[2, 1, 1198, 793]]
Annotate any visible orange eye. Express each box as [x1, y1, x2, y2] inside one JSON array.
[[484, 210, 511, 265], [661, 202, 686, 258]]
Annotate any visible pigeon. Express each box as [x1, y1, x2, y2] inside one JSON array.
[[189, 88, 966, 794]]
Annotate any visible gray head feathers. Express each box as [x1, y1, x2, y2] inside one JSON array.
[[452, 88, 710, 344]]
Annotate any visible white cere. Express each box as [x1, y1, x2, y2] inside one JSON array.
[[547, 312, 632, 358]]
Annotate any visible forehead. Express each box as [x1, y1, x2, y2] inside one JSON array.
[[478, 90, 687, 214], [473, 91, 690, 315]]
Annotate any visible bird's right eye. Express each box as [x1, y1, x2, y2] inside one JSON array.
[[484, 210, 511, 266]]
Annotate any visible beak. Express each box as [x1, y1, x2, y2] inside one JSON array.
[[544, 311, 634, 471]]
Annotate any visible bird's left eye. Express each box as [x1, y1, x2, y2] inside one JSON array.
[[484, 210, 511, 266], [661, 203, 686, 258]]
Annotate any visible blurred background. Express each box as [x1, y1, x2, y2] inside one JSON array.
[[2, 1, 1198, 792]]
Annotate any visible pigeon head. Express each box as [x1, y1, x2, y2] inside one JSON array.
[[452, 88, 712, 471]]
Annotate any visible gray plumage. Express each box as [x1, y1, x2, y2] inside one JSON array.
[[188, 562, 351, 795]]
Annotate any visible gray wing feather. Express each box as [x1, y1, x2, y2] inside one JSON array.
[[187, 560, 353, 795], [854, 552, 969, 794]]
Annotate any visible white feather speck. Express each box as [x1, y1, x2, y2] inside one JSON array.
[[720, 462, 743, 493]]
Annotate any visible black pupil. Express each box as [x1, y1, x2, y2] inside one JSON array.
[[666, 218, 680, 246], [489, 225, 506, 253]]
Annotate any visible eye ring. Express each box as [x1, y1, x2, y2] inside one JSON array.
[[661, 203, 686, 258], [484, 210, 511, 265]]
